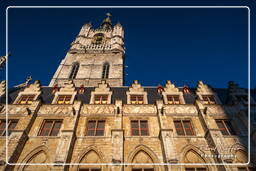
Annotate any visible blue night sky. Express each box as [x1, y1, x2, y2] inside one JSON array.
[[0, 1, 255, 89]]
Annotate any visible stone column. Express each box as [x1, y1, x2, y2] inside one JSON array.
[[195, 100, 228, 171], [156, 100, 177, 171], [111, 100, 123, 171], [55, 101, 81, 171], [111, 130, 123, 171]]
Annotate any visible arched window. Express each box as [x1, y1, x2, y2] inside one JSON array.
[[69, 62, 79, 79], [102, 63, 110, 79]]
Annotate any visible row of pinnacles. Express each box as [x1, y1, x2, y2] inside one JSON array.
[[69, 22, 124, 54]]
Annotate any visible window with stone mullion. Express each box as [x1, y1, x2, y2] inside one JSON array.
[[39, 120, 62, 136], [18, 95, 35, 104], [131, 120, 149, 136], [86, 120, 105, 136], [215, 120, 236, 135], [174, 120, 194, 136], [130, 95, 144, 104], [0, 120, 18, 136], [167, 95, 180, 104]]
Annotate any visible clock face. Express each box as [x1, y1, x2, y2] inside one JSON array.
[[92, 33, 104, 45]]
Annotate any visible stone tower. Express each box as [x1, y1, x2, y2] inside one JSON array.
[[49, 13, 125, 87]]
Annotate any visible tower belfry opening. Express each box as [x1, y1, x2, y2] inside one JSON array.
[[49, 13, 125, 87]]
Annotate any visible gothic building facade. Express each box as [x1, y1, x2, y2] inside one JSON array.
[[0, 14, 255, 171]]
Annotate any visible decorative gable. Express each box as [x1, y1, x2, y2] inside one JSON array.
[[164, 80, 179, 93], [196, 81, 221, 105], [95, 80, 111, 93], [14, 80, 42, 104], [126, 80, 148, 104], [23, 80, 41, 93], [52, 80, 77, 104], [90, 80, 112, 104], [128, 80, 144, 92], [196, 81, 213, 94], [59, 80, 76, 93], [162, 80, 185, 104]]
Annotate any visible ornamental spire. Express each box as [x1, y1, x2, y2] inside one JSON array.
[[100, 13, 112, 30]]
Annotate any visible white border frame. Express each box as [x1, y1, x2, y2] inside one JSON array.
[[5, 6, 250, 167]]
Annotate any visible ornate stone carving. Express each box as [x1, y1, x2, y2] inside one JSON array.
[[82, 105, 115, 114], [205, 105, 226, 115], [164, 105, 197, 114], [123, 105, 157, 114], [38, 105, 73, 115], [1, 104, 30, 115], [59, 80, 75, 92], [164, 80, 179, 93]]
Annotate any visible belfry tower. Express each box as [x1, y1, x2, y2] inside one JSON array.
[[49, 13, 125, 87]]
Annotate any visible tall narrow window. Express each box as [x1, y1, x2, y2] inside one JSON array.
[[69, 62, 79, 79], [0, 119, 18, 136], [38, 120, 62, 136], [102, 63, 110, 79]]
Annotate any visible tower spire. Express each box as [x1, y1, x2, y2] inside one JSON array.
[[100, 13, 112, 30]]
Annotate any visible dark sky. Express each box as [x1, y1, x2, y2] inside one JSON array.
[[0, 1, 255, 89]]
